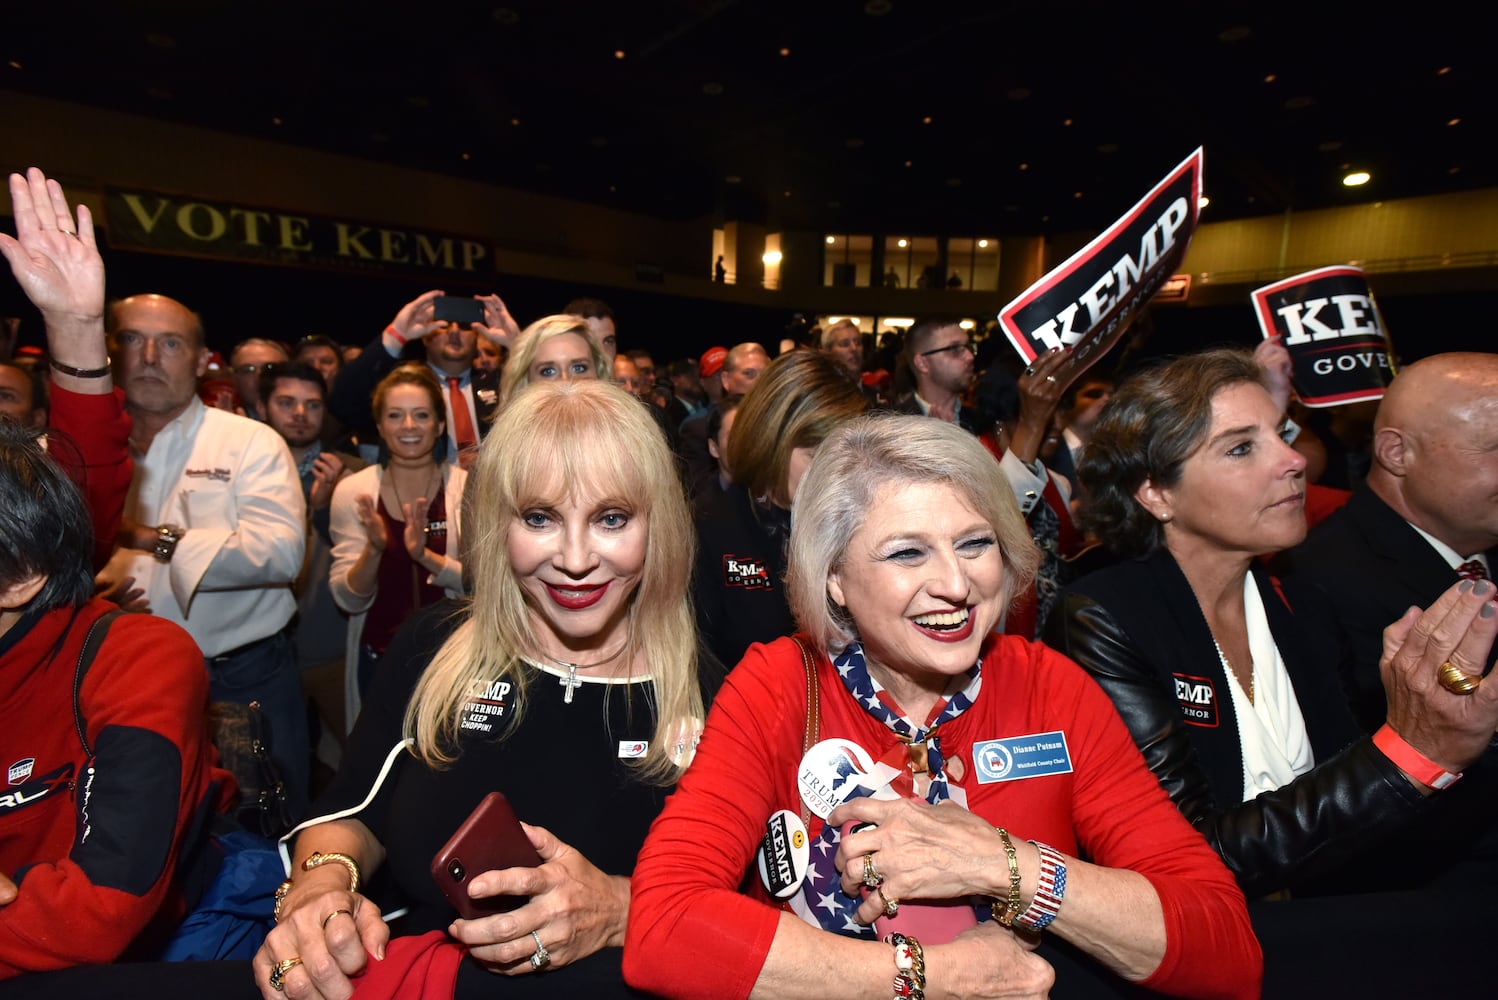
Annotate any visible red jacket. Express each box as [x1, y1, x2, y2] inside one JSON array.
[[0, 598, 235, 976]]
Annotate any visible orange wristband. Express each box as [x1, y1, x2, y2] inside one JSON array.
[[1372, 724, 1462, 790]]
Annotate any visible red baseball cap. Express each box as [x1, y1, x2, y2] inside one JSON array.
[[699, 346, 728, 378]]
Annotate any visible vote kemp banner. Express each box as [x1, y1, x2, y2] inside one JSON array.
[[998, 148, 1203, 388], [1250, 266, 1395, 407]]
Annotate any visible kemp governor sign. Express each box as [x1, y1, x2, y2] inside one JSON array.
[[999, 148, 1203, 389], [1251, 265, 1395, 407], [105, 189, 490, 277]]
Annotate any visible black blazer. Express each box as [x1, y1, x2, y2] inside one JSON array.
[[328, 335, 501, 444], [1044, 549, 1431, 897], [1278, 486, 1498, 730]]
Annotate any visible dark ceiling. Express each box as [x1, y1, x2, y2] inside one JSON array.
[[5, 1, 1491, 237]]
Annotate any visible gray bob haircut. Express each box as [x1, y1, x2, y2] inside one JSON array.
[[786, 413, 1039, 653]]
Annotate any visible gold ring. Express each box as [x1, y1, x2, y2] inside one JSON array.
[[269, 956, 302, 991], [322, 907, 353, 930], [1438, 661, 1481, 696], [862, 853, 882, 888], [877, 885, 899, 917]]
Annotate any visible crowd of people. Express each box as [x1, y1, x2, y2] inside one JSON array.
[[2, 164, 1497, 999]]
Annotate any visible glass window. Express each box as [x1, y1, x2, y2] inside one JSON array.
[[825, 234, 875, 287]]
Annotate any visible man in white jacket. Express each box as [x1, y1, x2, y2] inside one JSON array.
[[96, 292, 309, 818]]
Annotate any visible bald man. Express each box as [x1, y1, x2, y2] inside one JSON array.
[[98, 293, 309, 817], [1283, 352, 1498, 729]]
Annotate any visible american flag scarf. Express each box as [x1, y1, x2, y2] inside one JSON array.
[[792, 642, 982, 936]]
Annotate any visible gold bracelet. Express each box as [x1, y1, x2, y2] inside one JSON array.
[[991, 828, 1023, 927], [303, 851, 361, 894], [273, 851, 363, 923]]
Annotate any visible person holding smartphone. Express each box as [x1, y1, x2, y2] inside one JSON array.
[[255, 379, 714, 998]]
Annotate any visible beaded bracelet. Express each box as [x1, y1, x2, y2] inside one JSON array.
[[885, 932, 926, 1000], [990, 827, 1023, 927], [1014, 841, 1067, 931]]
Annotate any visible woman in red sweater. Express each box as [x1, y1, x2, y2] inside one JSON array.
[[626, 414, 1261, 999]]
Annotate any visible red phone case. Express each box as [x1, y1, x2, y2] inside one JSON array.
[[430, 792, 542, 920]]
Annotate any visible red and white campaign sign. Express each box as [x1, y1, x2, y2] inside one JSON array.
[[998, 148, 1203, 387], [1251, 265, 1394, 407]]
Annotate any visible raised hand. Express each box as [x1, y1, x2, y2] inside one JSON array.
[[1253, 335, 1295, 414], [475, 293, 521, 348], [388, 290, 444, 343], [0, 168, 104, 326]]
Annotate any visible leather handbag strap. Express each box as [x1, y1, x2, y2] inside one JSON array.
[[790, 635, 821, 830]]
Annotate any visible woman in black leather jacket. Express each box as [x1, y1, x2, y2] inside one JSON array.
[[1043, 348, 1498, 901]]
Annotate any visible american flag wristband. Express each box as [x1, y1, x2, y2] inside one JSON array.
[[1014, 841, 1067, 931]]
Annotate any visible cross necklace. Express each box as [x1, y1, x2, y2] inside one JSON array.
[[538, 639, 630, 704]]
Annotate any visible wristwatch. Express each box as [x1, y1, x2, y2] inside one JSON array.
[[152, 524, 184, 563]]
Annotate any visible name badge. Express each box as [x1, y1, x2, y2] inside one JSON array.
[[756, 809, 810, 898], [972, 731, 1073, 784]]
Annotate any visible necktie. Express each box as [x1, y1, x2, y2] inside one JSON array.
[[447, 377, 477, 453], [1457, 559, 1489, 581]]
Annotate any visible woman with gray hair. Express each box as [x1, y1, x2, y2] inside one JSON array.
[[627, 413, 1260, 999]]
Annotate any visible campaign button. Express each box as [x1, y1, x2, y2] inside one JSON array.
[[756, 809, 810, 898]]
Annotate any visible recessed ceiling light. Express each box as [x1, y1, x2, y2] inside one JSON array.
[[1098, 143, 1119, 154], [897, 238, 908, 248], [826, 236, 837, 244], [1449, 166, 1462, 175], [904, 160, 912, 167], [609, 184, 617, 192], [783, 190, 792, 197], [1074, 191, 1083, 199], [1437, 66, 1451, 75], [1343, 170, 1371, 187], [1062, 118, 1073, 126], [491, 7, 520, 25], [779, 47, 790, 57], [271, 116, 283, 126], [510, 117, 521, 126], [921, 115, 932, 125], [724, 175, 742, 184], [864, 0, 893, 15], [1264, 73, 1277, 83], [1007, 87, 1031, 101], [614, 49, 626, 59], [702, 82, 724, 96], [6, 60, 20, 70], [461, 152, 471, 160], [1018, 162, 1029, 171], [1317, 140, 1344, 153], [977, 239, 989, 248], [1447, 117, 1461, 126]]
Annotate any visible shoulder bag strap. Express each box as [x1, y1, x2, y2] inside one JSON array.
[[790, 635, 820, 828], [71, 609, 124, 759]]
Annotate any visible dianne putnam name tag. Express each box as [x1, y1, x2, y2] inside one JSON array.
[[972, 732, 1073, 784]]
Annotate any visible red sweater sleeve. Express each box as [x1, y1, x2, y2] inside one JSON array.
[[46, 385, 133, 572], [625, 641, 803, 999], [0, 610, 218, 976]]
